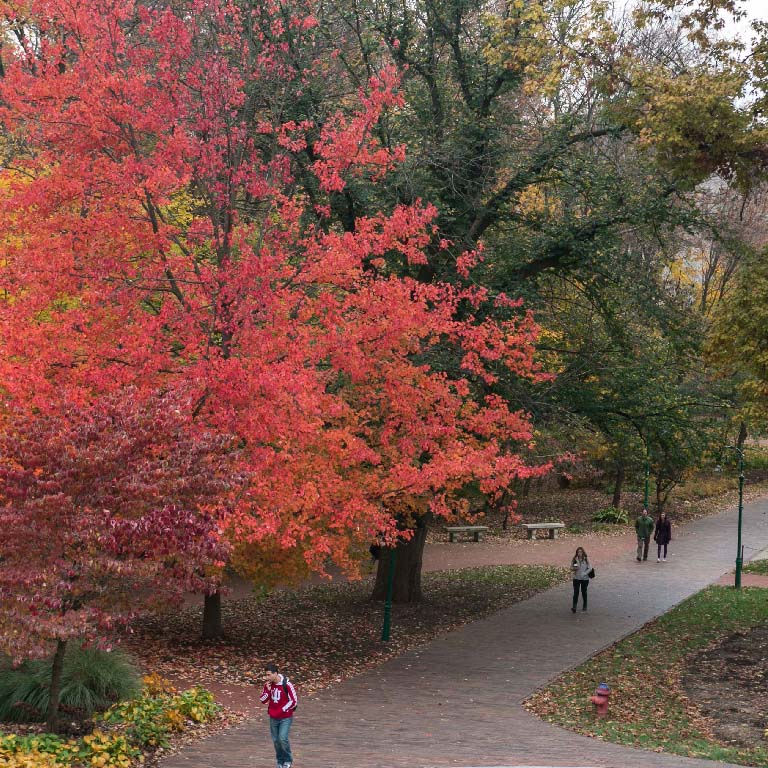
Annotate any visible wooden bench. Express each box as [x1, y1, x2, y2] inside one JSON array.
[[521, 522, 565, 540], [445, 525, 489, 543]]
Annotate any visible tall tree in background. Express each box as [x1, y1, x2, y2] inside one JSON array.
[[306, 0, 765, 271], [699, 18, 768, 434], [306, 0, 766, 489], [709, 241, 768, 427]]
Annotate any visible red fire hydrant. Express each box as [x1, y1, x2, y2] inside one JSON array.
[[590, 683, 610, 717]]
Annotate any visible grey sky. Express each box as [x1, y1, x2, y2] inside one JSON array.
[[728, 0, 766, 40], [742, 0, 765, 23]]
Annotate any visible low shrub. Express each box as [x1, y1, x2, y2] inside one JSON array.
[[0, 678, 220, 767], [102, 681, 220, 748], [591, 506, 629, 525], [103, 692, 174, 748], [0, 646, 141, 724], [173, 687, 219, 723], [140, 673, 176, 697], [0, 730, 137, 768]]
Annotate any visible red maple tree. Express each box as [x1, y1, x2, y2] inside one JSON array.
[[0, 389, 235, 729], [0, 0, 551, 630]]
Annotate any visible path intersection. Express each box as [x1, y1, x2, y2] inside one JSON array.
[[162, 498, 768, 768]]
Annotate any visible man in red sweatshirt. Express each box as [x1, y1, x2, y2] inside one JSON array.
[[260, 663, 298, 768]]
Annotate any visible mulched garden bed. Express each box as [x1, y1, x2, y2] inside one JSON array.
[[681, 622, 768, 749]]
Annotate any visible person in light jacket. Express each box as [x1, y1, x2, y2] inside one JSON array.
[[654, 511, 672, 562], [571, 546, 591, 613]]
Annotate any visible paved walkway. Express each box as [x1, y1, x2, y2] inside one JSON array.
[[162, 498, 768, 768]]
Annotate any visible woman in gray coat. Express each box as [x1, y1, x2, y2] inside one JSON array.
[[571, 546, 591, 612]]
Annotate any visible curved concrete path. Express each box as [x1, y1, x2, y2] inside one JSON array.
[[162, 498, 768, 768]]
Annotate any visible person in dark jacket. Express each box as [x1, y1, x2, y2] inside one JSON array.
[[635, 508, 654, 561], [654, 511, 672, 562]]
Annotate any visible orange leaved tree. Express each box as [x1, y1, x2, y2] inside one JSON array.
[[0, 0, 551, 630]]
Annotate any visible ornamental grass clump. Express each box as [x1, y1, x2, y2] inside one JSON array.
[[591, 506, 629, 524], [0, 646, 141, 724]]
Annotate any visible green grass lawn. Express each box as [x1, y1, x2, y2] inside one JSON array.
[[525, 586, 768, 766], [744, 559, 768, 575]]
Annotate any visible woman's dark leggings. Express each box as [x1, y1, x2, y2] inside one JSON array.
[[572, 579, 588, 609], [657, 543, 668, 558]]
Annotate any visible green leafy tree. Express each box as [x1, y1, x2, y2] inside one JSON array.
[[708, 246, 768, 427]]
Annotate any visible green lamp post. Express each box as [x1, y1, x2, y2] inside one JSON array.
[[734, 447, 745, 590], [718, 445, 746, 589], [381, 548, 397, 641]]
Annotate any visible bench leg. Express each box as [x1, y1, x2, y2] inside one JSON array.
[[527, 529, 534, 540], [449, 532, 455, 543], [549, 528, 556, 539], [474, 532, 481, 542]]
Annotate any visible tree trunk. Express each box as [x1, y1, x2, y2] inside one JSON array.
[[656, 480, 674, 515], [503, 478, 531, 530], [611, 461, 625, 509], [499, 488, 512, 531], [202, 592, 223, 639], [371, 516, 430, 603], [737, 421, 748, 451], [46, 639, 67, 733]]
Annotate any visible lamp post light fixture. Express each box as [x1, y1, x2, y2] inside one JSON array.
[[717, 445, 746, 589]]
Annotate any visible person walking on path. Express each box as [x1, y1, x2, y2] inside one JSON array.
[[654, 511, 672, 562], [571, 546, 592, 612], [260, 663, 298, 768], [635, 508, 654, 562]]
